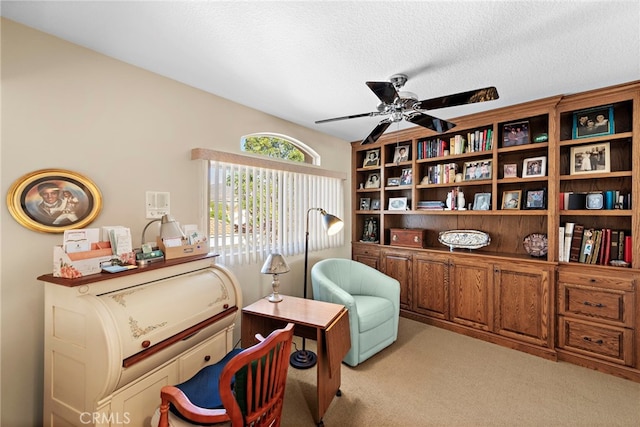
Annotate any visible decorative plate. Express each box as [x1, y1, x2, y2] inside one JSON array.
[[438, 230, 491, 251], [523, 233, 548, 257]]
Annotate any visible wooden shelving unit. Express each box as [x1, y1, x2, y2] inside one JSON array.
[[351, 81, 640, 382]]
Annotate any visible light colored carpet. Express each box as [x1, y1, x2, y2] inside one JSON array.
[[281, 317, 640, 426]]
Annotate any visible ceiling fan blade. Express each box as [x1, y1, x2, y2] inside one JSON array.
[[366, 81, 399, 104], [405, 112, 456, 133], [315, 111, 379, 124], [361, 119, 392, 145], [415, 86, 499, 111]]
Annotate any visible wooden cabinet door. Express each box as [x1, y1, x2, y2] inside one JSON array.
[[381, 248, 412, 310], [449, 258, 493, 331], [413, 253, 449, 319], [493, 263, 552, 347]]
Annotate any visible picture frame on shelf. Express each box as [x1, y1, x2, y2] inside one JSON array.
[[393, 145, 410, 163], [463, 160, 492, 181], [522, 156, 546, 178], [388, 197, 408, 211], [359, 197, 371, 210], [371, 199, 380, 210], [360, 216, 379, 243], [364, 172, 381, 188], [472, 192, 491, 211], [501, 190, 522, 210], [573, 105, 614, 139], [503, 163, 518, 178], [569, 142, 610, 175], [524, 189, 547, 210], [387, 177, 401, 186], [400, 168, 413, 185], [502, 120, 530, 147], [362, 149, 380, 168], [6, 168, 102, 233]]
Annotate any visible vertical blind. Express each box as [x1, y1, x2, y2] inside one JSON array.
[[209, 160, 344, 266]]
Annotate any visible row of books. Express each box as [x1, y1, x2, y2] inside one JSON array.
[[559, 223, 632, 265], [423, 162, 459, 185], [416, 200, 445, 210], [559, 191, 631, 210], [416, 128, 493, 159]]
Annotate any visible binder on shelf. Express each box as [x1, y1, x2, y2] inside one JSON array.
[[567, 193, 587, 210]]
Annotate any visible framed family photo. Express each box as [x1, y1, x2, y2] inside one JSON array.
[[365, 172, 381, 188], [393, 145, 410, 163], [522, 156, 546, 178], [501, 190, 522, 210], [463, 160, 492, 181], [502, 120, 530, 147], [573, 105, 614, 139], [388, 197, 408, 211], [503, 163, 518, 178], [524, 189, 547, 210], [570, 142, 610, 175], [387, 177, 401, 186], [473, 193, 491, 211], [359, 197, 371, 210], [362, 149, 380, 168], [371, 199, 381, 210], [6, 168, 102, 233], [400, 168, 413, 185]]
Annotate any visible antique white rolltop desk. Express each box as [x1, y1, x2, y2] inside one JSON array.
[[38, 254, 242, 427]]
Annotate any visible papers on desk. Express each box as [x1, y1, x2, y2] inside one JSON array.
[[102, 226, 133, 256]]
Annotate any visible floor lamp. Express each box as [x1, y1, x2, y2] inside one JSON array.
[[290, 207, 344, 369]]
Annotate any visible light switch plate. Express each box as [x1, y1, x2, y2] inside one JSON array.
[[146, 191, 170, 219]]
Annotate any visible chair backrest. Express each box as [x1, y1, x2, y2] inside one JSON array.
[[158, 323, 294, 427], [219, 322, 294, 426]]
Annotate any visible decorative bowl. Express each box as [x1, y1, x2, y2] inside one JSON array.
[[438, 230, 491, 251], [523, 233, 548, 257]]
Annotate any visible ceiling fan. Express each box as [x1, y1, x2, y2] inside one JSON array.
[[315, 74, 499, 144]]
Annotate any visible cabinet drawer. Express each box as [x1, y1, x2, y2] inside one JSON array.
[[557, 270, 635, 291], [352, 244, 380, 258], [390, 228, 427, 248], [558, 317, 633, 365], [557, 282, 634, 327], [178, 332, 229, 381]]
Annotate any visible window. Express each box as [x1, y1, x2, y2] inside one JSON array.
[[241, 133, 320, 165], [193, 148, 345, 266]]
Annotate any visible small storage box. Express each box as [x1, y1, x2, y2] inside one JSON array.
[[390, 228, 427, 248]]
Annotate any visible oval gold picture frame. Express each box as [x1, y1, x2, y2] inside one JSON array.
[[6, 169, 102, 233]]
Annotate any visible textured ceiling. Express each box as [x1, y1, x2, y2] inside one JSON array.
[[2, 1, 639, 143]]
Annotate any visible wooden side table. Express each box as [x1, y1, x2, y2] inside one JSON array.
[[242, 296, 350, 426]]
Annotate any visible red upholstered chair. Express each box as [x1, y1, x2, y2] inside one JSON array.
[[156, 323, 294, 427]]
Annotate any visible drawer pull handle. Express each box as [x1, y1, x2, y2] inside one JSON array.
[[414, 236, 420, 243], [583, 336, 604, 345], [392, 234, 398, 241], [583, 301, 604, 308], [204, 355, 211, 362]]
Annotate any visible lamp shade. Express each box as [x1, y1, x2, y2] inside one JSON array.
[[261, 253, 291, 275], [322, 212, 344, 236], [159, 214, 186, 240]]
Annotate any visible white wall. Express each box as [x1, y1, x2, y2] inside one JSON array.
[[0, 19, 351, 426]]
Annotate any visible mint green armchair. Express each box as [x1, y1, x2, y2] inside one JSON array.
[[311, 258, 400, 367]]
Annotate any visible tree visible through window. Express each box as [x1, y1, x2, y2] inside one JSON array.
[[241, 134, 316, 164]]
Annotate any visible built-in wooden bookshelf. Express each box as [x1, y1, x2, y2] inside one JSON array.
[[351, 81, 640, 383]]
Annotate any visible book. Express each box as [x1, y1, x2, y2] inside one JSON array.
[[602, 228, 612, 266], [624, 236, 632, 263], [597, 228, 608, 265], [569, 224, 584, 262], [610, 230, 620, 261], [618, 230, 625, 261], [558, 226, 565, 262], [589, 230, 602, 264], [563, 222, 575, 263]]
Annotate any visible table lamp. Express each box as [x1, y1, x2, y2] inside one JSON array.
[[140, 214, 186, 247], [290, 207, 344, 369], [260, 253, 290, 303]]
